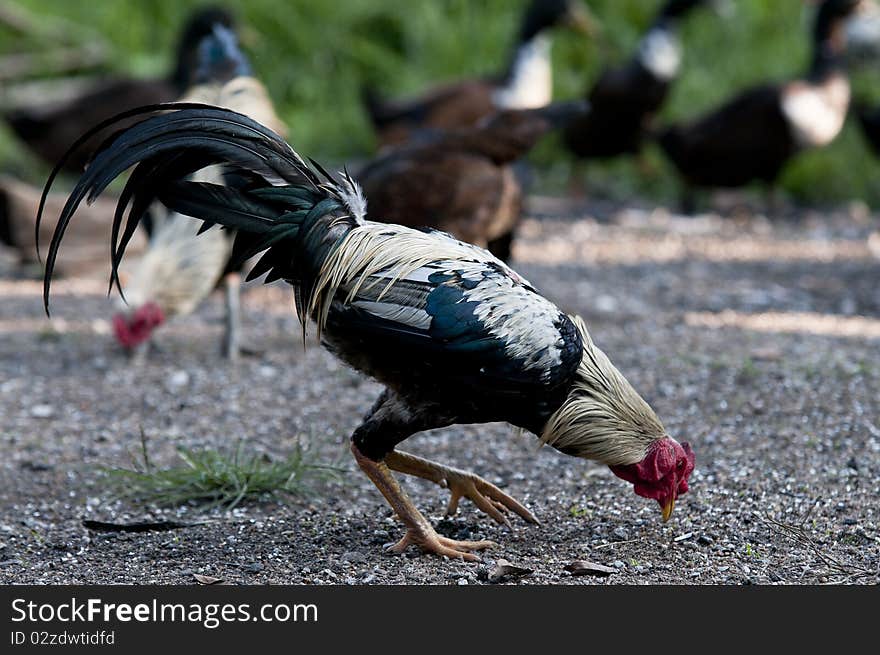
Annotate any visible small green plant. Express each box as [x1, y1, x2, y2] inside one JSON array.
[[569, 504, 592, 518], [36, 326, 60, 342], [744, 543, 760, 558], [737, 357, 759, 383], [102, 432, 342, 509]]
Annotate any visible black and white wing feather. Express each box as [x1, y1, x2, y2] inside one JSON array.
[[323, 244, 582, 404]]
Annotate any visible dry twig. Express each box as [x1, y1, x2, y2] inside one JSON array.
[[755, 510, 876, 582]]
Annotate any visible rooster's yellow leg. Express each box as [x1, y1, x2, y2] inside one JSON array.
[[351, 443, 494, 561], [384, 450, 538, 527]]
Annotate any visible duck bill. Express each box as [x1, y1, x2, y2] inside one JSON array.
[[565, 3, 601, 37], [661, 497, 676, 522]]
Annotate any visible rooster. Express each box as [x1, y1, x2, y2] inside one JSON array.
[[357, 100, 588, 261], [104, 23, 287, 360], [41, 105, 694, 560]]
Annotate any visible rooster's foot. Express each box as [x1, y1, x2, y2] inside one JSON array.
[[386, 525, 494, 562], [351, 442, 494, 562], [385, 450, 538, 527]]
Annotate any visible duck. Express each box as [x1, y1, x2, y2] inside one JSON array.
[[361, 0, 596, 148], [657, 0, 880, 198], [853, 99, 880, 154], [357, 101, 588, 262], [562, 0, 712, 161], [2, 6, 236, 174]]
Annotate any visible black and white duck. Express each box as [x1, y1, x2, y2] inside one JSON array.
[[562, 0, 714, 161], [658, 0, 880, 200]]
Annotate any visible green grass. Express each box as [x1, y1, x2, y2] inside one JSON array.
[[3, 0, 880, 204], [568, 503, 593, 518], [102, 434, 342, 509], [736, 356, 759, 383]]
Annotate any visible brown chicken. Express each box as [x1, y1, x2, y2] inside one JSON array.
[[357, 101, 588, 261]]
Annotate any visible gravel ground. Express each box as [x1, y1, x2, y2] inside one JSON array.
[[1, 197, 879, 585]]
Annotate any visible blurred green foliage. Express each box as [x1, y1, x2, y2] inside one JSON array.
[[2, 0, 880, 204]]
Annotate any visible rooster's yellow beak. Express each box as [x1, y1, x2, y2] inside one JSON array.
[[661, 497, 676, 522]]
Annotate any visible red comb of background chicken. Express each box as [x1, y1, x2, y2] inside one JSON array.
[[112, 302, 165, 350]]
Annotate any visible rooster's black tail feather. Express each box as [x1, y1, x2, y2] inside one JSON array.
[[38, 103, 349, 315]]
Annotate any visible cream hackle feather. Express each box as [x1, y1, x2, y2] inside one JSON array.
[[540, 315, 666, 465], [307, 223, 506, 337]]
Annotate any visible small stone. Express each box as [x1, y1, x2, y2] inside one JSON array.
[[457, 577, 468, 586], [595, 295, 618, 313], [167, 371, 189, 388], [697, 534, 714, 546], [242, 562, 263, 573], [30, 405, 54, 418], [341, 551, 367, 564], [612, 527, 629, 541]]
